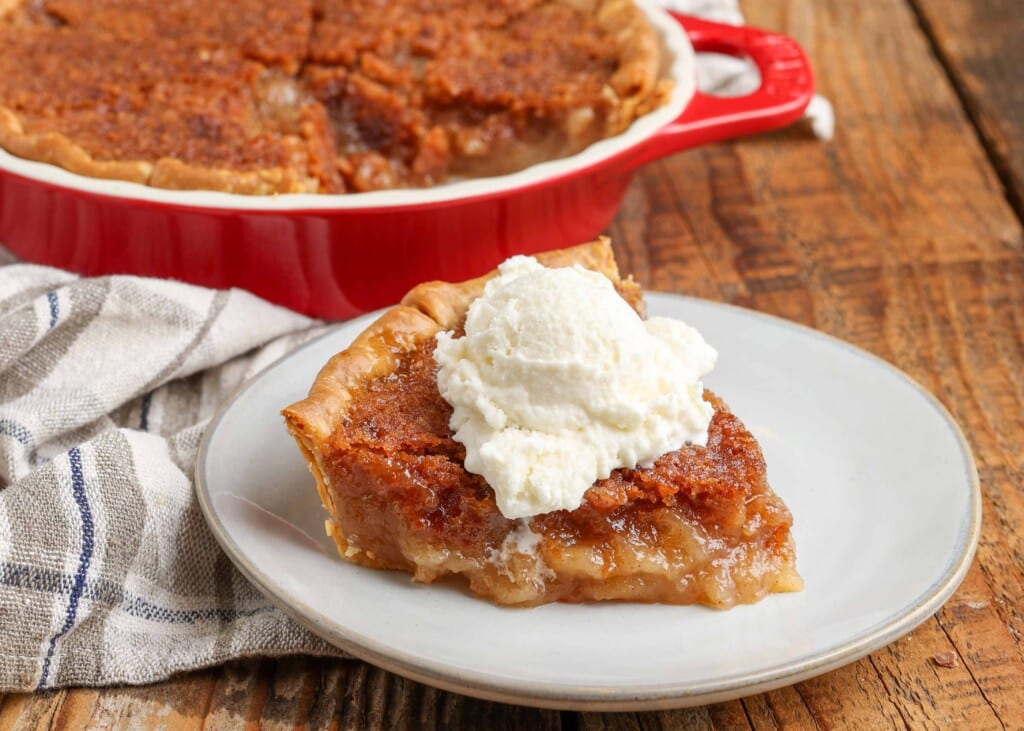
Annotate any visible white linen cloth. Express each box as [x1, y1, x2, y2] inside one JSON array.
[[0, 1, 832, 692], [0, 263, 341, 691], [672, 0, 834, 139]]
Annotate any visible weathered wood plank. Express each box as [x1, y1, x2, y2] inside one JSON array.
[[0, 660, 564, 730], [583, 703, 760, 731], [866, 616, 1005, 729], [909, 0, 1024, 219], [302, 662, 561, 731], [0, 690, 66, 731], [741, 686, 819, 730], [254, 657, 320, 730], [200, 659, 273, 728], [0, 672, 219, 730]]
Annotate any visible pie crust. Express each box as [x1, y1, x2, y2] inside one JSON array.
[[283, 239, 802, 607], [0, 0, 671, 194]]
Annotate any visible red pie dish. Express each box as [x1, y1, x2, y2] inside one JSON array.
[[0, 6, 813, 319]]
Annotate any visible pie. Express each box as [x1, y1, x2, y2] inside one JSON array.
[[282, 239, 802, 607], [0, 0, 671, 194]]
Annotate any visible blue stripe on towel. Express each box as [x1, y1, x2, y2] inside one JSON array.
[[37, 447, 94, 689], [46, 291, 59, 329], [0, 419, 33, 448], [139, 392, 153, 432], [1, 562, 272, 624]]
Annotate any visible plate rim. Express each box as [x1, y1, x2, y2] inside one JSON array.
[[194, 293, 982, 711]]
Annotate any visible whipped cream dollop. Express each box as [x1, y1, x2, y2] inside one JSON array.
[[434, 256, 717, 520]]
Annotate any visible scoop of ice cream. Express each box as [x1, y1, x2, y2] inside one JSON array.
[[434, 255, 717, 519]]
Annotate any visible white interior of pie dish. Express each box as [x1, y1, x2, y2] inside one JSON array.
[[0, 0, 695, 211]]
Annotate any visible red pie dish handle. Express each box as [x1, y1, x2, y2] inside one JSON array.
[[631, 14, 815, 168]]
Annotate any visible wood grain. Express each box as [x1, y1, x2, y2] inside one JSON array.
[[0, 660, 563, 729], [2, 0, 1024, 726], [909, 0, 1024, 219]]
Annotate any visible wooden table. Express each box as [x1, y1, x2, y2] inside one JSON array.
[[3, 0, 1023, 727]]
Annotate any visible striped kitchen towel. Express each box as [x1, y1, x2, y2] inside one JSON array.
[[0, 259, 342, 692]]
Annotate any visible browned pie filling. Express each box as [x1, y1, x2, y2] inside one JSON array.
[[0, 0, 671, 194], [283, 240, 801, 607]]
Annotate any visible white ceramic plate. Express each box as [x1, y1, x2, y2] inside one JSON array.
[[195, 294, 980, 711]]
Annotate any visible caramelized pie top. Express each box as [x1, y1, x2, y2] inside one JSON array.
[[0, 0, 671, 194], [323, 335, 792, 546]]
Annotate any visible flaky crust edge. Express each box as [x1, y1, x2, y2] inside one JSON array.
[[0, 106, 319, 194], [594, 0, 674, 133], [401, 235, 643, 330], [0, 107, 152, 185]]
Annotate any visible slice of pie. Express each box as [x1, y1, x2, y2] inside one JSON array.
[[283, 239, 801, 607]]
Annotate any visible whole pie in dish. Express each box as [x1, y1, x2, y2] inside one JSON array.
[[282, 239, 801, 607], [0, 0, 671, 194]]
